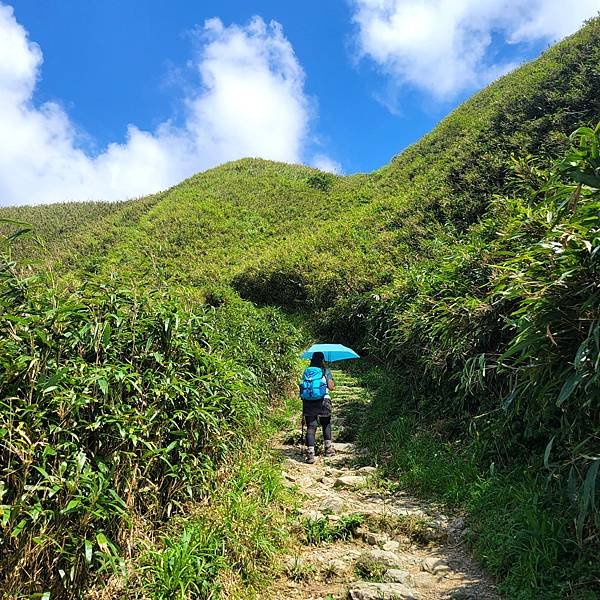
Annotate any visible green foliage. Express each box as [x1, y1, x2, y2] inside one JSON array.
[[468, 474, 600, 600], [0, 195, 160, 269], [0, 257, 299, 596], [306, 172, 334, 192], [0, 17, 599, 599], [302, 513, 364, 545], [356, 124, 600, 522], [357, 368, 480, 506], [357, 368, 600, 599], [285, 556, 316, 583], [355, 557, 387, 582], [141, 446, 293, 599], [348, 128, 600, 598], [142, 523, 224, 599]]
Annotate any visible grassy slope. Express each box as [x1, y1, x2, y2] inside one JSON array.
[[0, 194, 160, 269], [97, 163, 371, 289], [2, 20, 598, 289]]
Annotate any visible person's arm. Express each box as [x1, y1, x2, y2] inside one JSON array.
[[326, 368, 335, 391]]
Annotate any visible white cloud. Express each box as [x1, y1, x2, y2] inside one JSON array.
[[0, 5, 339, 205], [312, 154, 343, 174], [350, 0, 599, 101]]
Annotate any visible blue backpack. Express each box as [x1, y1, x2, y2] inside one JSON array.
[[300, 366, 327, 401]]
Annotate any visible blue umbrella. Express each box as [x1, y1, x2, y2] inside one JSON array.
[[300, 343, 360, 362]]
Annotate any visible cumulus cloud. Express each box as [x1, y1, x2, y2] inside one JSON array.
[[350, 0, 599, 100], [312, 154, 343, 174], [0, 4, 338, 205]]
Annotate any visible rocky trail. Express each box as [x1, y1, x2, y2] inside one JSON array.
[[270, 370, 500, 600]]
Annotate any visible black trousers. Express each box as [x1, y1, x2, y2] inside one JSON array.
[[305, 415, 332, 446]]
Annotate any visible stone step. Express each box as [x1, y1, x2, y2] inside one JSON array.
[[348, 582, 417, 599]]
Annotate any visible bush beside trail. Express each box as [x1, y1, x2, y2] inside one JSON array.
[[338, 124, 600, 598], [0, 258, 299, 597]]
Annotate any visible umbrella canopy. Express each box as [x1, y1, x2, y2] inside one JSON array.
[[300, 343, 360, 362]]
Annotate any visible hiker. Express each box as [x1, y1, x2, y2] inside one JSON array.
[[299, 351, 335, 464]]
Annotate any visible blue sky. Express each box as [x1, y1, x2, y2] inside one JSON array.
[[1, 0, 598, 205]]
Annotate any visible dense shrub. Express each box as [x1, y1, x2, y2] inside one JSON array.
[[350, 126, 600, 597], [0, 260, 299, 596], [306, 172, 334, 192]]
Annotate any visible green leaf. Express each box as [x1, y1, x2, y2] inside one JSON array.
[[6, 227, 32, 242], [62, 499, 82, 514], [543, 436, 555, 469], [98, 377, 108, 395], [576, 459, 600, 542], [11, 518, 27, 538], [571, 171, 600, 188], [0, 217, 30, 227], [557, 372, 583, 406], [0, 505, 11, 527], [102, 320, 111, 346], [84, 539, 93, 565], [96, 532, 109, 553]]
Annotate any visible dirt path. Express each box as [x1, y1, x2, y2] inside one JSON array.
[[270, 370, 500, 600]]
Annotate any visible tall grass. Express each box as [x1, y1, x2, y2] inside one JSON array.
[[358, 367, 599, 599], [138, 441, 296, 599], [352, 125, 600, 598], [0, 252, 299, 597]]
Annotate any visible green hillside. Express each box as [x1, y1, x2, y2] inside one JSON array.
[[8, 17, 598, 309], [1, 16, 599, 600]]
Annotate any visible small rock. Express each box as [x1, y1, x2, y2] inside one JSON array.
[[333, 442, 355, 454], [421, 556, 451, 575], [357, 549, 407, 570], [301, 509, 324, 521], [357, 466, 377, 475], [322, 558, 347, 575], [348, 582, 417, 599], [283, 472, 297, 482], [324, 467, 343, 477], [397, 508, 427, 518], [317, 475, 334, 485], [334, 475, 368, 489], [366, 492, 386, 501], [382, 569, 412, 584], [382, 540, 401, 552], [320, 496, 345, 514], [421, 526, 447, 543], [363, 531, 389, 545], [410, 572, 436, 590], [449, 517, 466, 536]]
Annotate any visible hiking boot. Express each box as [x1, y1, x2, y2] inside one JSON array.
[[324, 440, 336, 457], [306, 447, 316, 464]]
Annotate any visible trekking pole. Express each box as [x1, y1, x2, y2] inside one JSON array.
[[301, 415, 305, 456]]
